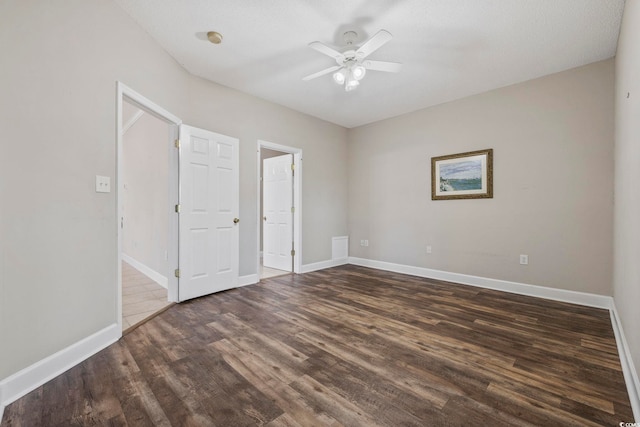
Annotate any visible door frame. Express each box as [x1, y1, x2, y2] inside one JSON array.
[[116, 82, 181, 333], [256, 140, 302, 275]]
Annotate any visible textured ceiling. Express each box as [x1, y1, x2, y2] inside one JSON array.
[[114, 0, 625, 128]]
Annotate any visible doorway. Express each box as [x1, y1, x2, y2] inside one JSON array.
[[117, 83, 241, 333], [120, 99, 174, 330], [257, 140, 302, 279], [117, 82, 181, 333]]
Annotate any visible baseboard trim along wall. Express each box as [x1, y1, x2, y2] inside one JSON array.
[[348, 257, 611, 309], [239, 274, 259, 287], [0, 323, 120, 416], [301, 257, 349, 274], [610, 303, 640, 420], [122, 254, 168, 289]]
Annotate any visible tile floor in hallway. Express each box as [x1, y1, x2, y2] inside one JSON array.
[[260, 262, 291, 279], [124, 260, 287, 330], [122, 261, 172, 331]]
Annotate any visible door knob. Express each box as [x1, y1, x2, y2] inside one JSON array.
[[233, 218, 240, 224], [263, 216, 267, 221]]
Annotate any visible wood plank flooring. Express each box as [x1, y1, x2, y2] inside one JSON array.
[[1, 265, 633, 426]]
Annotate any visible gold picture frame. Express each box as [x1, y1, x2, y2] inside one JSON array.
[[431, 149, 493, 200]]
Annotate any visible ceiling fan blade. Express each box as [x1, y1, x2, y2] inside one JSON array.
[[356, 29, 393, 59], [308, 41, 345, 61], [363, 60, 402, 73], [302, 65, 342, 81]]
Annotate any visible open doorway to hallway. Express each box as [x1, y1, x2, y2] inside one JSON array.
[[120, 99, 173, 331]]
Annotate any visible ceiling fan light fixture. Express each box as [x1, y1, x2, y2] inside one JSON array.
[[345, 78, 360, 92], [352, 65, 366, 80], [333, 69, 346, 85]]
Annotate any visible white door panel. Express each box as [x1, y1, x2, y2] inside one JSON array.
[[179, 125, 239, 302], [263, 154, 293, 271]]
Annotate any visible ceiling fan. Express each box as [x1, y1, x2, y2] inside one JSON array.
[[303, 29, 402, 92]]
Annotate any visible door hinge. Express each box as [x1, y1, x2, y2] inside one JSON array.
[[291, 249, 296, 256], [174, 139, 181, 149], [175, 204, 181, 213], [174, 269, 180, 278], [291, 163, 295, 171], [291, 206, 295, 213]]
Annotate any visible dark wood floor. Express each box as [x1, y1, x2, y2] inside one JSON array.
[[1, 265, 633, 426]]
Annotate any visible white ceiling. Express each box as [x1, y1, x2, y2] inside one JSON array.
[[114, 0, 625, 128]]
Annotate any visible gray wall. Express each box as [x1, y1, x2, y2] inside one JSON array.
[[348, 59, 615, 295], [122, 107, 170, 279], [0, 0, 348, 380], [0, 0, 189, 379], [614, 0, 640, 389]]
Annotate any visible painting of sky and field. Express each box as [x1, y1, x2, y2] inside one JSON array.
[[439, 159, 482, 191]]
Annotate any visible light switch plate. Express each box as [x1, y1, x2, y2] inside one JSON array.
[[96, 175, 111, 193]]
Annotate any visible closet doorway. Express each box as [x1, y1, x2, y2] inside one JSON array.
[[257, 141, 302, 279]]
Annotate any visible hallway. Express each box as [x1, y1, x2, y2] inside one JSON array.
[[122, 262, 172, 331]]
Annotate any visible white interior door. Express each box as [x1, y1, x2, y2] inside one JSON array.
[[178, 125, 239, 302], [263, 154, 293, 271]]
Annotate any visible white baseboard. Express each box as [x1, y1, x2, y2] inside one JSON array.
[[239, 274, 259, 287], [610, 303, 640, 421], [302, 257, 349, 273], [0, 323, 120, 414], [347, 257, 611, 309], [122, 254, 168, 288]]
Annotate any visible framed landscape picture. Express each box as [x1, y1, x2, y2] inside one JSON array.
[[431, 149, 493, 200]]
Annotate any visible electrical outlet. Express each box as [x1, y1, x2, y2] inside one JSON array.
[[360, 239, 369, 247], [426, 245, 432, 254], [520, 254, 529, 265]]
